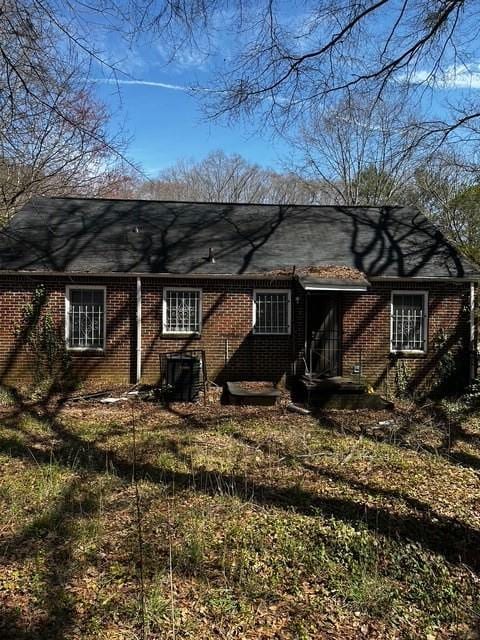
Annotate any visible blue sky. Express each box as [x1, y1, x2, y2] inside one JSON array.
[[84, 3, 309, 177], [94, 78, 288, 176], [89, 22, 292, 178], [86, 4, 480, 179], [92, 69, 478, 180]]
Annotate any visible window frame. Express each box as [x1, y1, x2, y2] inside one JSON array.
[[390, 289, 428, 354], [252, 289, 292, 335], [65, 285, 107, 351], [162, 286, 203, 335]]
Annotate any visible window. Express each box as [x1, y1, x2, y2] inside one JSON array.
[[66, 287, 105, 349], [163, 287, 202, 334], [253, 289, 291, 335], [391, 291, 428, 352]]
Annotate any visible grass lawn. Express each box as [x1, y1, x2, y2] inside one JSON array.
[[0, 392, 479, 639]]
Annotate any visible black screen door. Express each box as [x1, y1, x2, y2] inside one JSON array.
[[307, 295, 340, 376]]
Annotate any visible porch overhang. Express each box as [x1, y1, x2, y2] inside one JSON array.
[[298, 276, 370, 292]]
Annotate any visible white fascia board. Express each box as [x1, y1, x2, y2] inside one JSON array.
[[303, 284, 369, 292]]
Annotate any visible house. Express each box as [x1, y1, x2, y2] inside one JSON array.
[[0, 196, 477, 394]]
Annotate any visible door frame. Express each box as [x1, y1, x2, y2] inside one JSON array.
[[304, 292, 341, 377]]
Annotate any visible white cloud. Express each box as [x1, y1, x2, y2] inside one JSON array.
[[409, 63, 480, 89], [155, 42, 209, 71], [89, 77, 193, 91]]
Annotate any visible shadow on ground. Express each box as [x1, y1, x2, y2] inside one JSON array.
[[0, 389, 479, 638]]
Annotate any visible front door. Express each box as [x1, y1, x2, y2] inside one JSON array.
[[307, 294, 340, 377]]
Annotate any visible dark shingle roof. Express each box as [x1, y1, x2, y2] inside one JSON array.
[[0, 196, 477, 278]]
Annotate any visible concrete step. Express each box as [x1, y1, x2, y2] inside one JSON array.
[[310, 392, 393, 410], [300, 375, 367, 394], [225, 381, 282, 406]]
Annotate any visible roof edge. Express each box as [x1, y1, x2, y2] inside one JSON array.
[[28, 195, 411, 211], [369, 275, 480, 282], [0, 269, 295, 280], [0, 269, 477, 282]]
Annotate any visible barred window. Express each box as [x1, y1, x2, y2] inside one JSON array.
[[391, 292, 427, 352], [163, 288, 202, 333], [66, 287, 105, 349], [253, 290, 291, 335]]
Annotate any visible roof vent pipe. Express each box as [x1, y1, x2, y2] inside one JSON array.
[[208, 247, 216, 263]]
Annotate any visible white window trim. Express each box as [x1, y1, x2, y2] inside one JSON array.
[[253, 289, 292, 335], [65, 285, 106, 351], [162, 286, 203, 335], [390, 290, 428, 354]]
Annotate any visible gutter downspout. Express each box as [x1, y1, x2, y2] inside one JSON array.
[[136, 276, 142, 383], [470, 281, 476, 383], [304, 292, 309, 375], [291, 266, 296, 376]]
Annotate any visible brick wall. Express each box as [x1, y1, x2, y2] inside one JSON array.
[[0, 275, 135, 386], [141, 277, 293, 385], [0, 274, 472, 393], [341, 280, 471, 394]]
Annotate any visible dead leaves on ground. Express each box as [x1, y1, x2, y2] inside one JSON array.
[[0, 398, 479, 638]]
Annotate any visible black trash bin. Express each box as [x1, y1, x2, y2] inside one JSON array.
[[165, 354, 202, 401]]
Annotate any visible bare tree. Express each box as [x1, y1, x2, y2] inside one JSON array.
[[292, 92, 426, 205], [4, 2, 480, 143], [410, 152, 480, 261], [139, 150, 316, 204], [446, 184, 480, 263], [129, 2, 480, 155], [3, 1, 480, 220], [0, 1, 128, 219], [4, 2, 479, 166], [262, 170, 319, 205], [92, 168, 144, 200], [200, 1, 480, 142], [0, 83, 127, 219]]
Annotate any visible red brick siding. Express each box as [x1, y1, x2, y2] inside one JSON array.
[[141, 278, 293, 384], [0, 275, 471, 392], [0, 276, 135, 385], [341, 281, 471, 393]]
